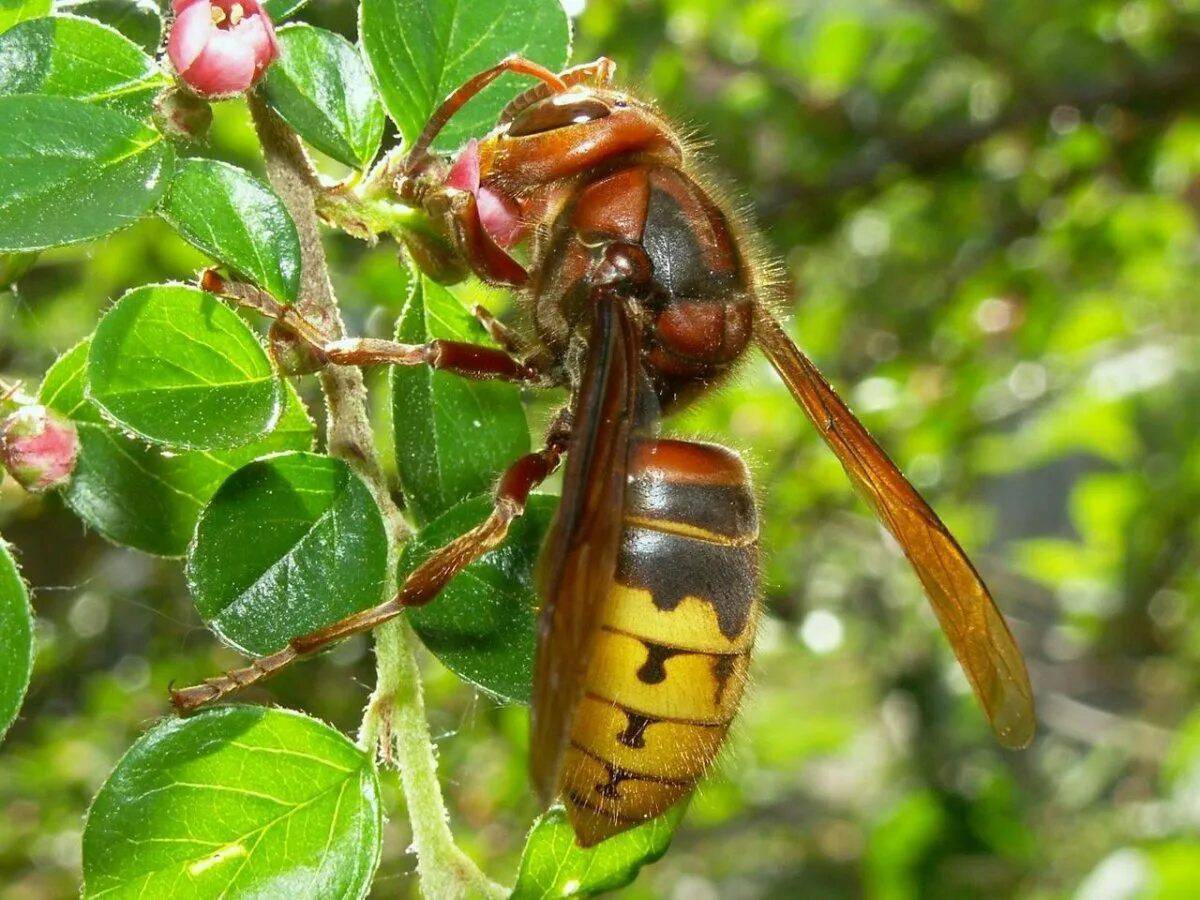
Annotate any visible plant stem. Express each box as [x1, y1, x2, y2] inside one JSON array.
[[316, 188, 433, 242], [368, 619, 508, 899], [246, 93, 504, 899]]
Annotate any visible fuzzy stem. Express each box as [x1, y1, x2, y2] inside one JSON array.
[[316, 185, 437, 243], [246, 93, 503, 899]]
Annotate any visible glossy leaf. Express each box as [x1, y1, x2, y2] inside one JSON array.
[[0, 0, 49, 32], [261, 0, 305, 22], [0, 15, 167, 118], [83, 706, 382, 898], [361, 0, 571, 150], [159, 158, 301, 303], [0, 539, 33, 743], [512, 804, 686, 899], [403, 494, 555, 702], [40, 340, 314, 557], [0, 94, 172, 252], [187, 452, 388, 656], [87, 283, 283, 450], [54, 0, 162, 52], [392, 275, 530, 524], [260, 24, 385, 170]]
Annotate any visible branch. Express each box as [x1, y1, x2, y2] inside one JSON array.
[[246, 93, 504, 899]]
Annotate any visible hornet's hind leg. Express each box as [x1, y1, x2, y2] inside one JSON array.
[[171, 417, 571, 713]]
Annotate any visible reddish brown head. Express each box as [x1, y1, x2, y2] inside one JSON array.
[[475, 87, 682, 189]]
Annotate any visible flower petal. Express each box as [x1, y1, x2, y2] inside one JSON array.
[[181, 29, 258, 96], [477, 186, 524, 248], [232, 13, 277, 71], [446, 139, 482, 193], [167, 0, 215, 74]]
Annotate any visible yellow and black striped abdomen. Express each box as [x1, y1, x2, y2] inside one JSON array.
[[561, 439, 759, 845]]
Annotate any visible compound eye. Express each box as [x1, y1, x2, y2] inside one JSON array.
[[506, 93, 611, 137]]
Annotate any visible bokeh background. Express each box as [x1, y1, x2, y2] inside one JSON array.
[[6, 0, 1200, 896]]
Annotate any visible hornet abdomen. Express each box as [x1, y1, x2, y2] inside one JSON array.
[[560, 438, 760, 845]]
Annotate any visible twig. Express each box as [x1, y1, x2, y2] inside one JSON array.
[[246, 93, 504, 899]]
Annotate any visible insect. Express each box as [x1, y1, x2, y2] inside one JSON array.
[[173, 56, 1036, 847]]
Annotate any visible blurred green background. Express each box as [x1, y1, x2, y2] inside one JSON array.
[[6, 0, 1200, 896]]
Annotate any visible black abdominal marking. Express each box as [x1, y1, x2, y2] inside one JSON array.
[[617, 528, 757, 639], [636, 642, 683, 684], [713, 655, 737, 706], [594, 764, 629, 800], [624, 477, 758, 539], [616, 711, 653, 749]]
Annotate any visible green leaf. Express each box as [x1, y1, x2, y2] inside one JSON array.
[[512, 804, 686, 899], [159, 158, 302, 303], [0, 0, 49, 33], [0, 94, 172, 252], [0, 250, 37, 285], [392, 275, 530, 524], [40, 340, 315, 557], [55, 0, 162, 53], [361, 0, 571, 151], [0, 539, 34, 743], [261, 0, 306, 22], [187, 452, 388, 656], [404, 493, 554, 702], [0, 15, 167, 118], [260, 24, 385, 170], [87, 283, 283, 451], [83, 706, 382, 898]]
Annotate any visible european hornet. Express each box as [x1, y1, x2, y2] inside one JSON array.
[[175, 56, 1036, 846]]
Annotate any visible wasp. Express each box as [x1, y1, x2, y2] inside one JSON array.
[[174, 56, 1036, 847]]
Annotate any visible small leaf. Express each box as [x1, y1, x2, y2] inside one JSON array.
[[41, 340, 315, 557], [87, 283, 283, 450], [159, 158, 302, 303], [404, 493, 554, 702], [392, 274, 530, 524], [260, 24, 385, 170], [0, 539, 34, 743], [187, 452, 388, 656], [54, 0, 162, 52], [0, 0, 49, 33], [361, 0, 570, 150], [0, 15, 167, 118], [83, 706, 382, 898], [261, 0, 306, 22], [0, 94, 173, 252], [512, 804, 686, 899]]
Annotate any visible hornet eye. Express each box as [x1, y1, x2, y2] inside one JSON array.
[[506, 94, 611, 137]]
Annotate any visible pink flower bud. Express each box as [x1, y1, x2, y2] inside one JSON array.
[[168, 0, 278, 99], [446, 140, 526, 248], [1, 405, 79, 494]]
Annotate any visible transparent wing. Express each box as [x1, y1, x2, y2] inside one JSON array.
[[754, 307, 1035, 748]]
